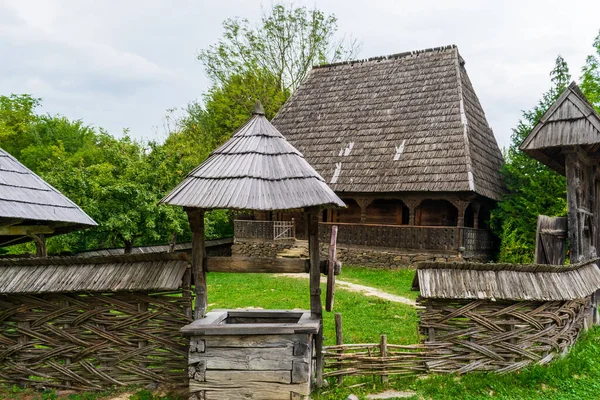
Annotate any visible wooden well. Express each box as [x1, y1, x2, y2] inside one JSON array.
[[182, 310, 319, 399]]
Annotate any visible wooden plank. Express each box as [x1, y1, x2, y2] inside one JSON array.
[[191, 347, 296, 370], [307, 208, 323, 388], [0, 225, 54, 235], [184, 322, 320, 336], [204, 370, 291, 384], [204, 334, 306, 348], [197, 382, 310, 400], [291, 361, 309, 383], [187, 209, 207, 319], [206, 257, 308, 273], [534, 215, 567, 265]]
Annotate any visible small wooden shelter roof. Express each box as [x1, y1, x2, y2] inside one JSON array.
[[272, 45, 505, 201], [0, 253, 188, 293], [0, 147, 97, 245], [160, 102, 345, 211], [412, 259, 600, 301], [520, 82, 600, 174]]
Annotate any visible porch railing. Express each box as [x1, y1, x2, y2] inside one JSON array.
[[317, 222, 492, 253], [234, 220, 493, 252]]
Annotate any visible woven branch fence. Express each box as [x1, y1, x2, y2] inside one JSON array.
[[323, 297, 590, 379], [0, 291, 192, 390]]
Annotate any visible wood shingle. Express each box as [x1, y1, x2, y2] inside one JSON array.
[[272, 45, 505, 201]]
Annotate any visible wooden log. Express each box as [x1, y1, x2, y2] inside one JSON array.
[[182, 267, 193, 320], [380, 334, 388, 385], [206, 257, 309, 273], [335, 313, 343, 385], [307, 207, 323, 388], [187, 209, 207, 319], [534, 215, 567, 265]]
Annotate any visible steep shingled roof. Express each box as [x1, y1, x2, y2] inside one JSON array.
[[0, 148, 96, 245], [160, 102, 345, 211], [272, 45, 505, 201]]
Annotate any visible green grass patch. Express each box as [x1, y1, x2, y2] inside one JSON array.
[[206, 272, 419, 344], [338, 265, 418, 300]]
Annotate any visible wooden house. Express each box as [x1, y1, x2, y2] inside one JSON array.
[[0, 148, 97, 255], [236, 45, 504, 261]]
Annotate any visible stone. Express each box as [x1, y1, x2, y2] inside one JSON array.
[[366, 390, 416, 399], [434, 257, 447, 262], [145, 381, 158, 391], [346, 395, 360, 400], [413, 254, 434, 262]]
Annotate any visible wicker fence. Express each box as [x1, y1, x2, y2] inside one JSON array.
[[0, 291, 192, 390], [323, 296, 590, 379]]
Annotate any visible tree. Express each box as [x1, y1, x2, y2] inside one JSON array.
[[580, 29, 600, 112], [491, 56, 571, 263], [199, 4, 360, 92]]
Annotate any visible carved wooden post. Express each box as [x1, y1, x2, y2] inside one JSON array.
[[307, 207, 323, 387], [356, 198, 373, 223], [403, 199, 420, 226], [565, 150, 582, 262], [187, 208, 207, 319], [471, 201, 481, 229]]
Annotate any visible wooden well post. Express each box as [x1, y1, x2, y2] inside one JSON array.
[[187, 208, 207, 319]]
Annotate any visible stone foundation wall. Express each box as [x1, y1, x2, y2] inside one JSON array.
[[232, 239, 295, 258], [233, 239, 488, 267]]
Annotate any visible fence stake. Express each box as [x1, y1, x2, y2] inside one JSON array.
[[335, 313, 343, 385], [380, 334, 388, 385]]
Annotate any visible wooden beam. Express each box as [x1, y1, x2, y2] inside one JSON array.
[[207, 257, 309, 273], [306, 207, 323, 388], [187, 209, 207, 319], [0, 225, 54, 235]]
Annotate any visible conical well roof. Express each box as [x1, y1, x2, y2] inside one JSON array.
[[160, 102, 345, 211]]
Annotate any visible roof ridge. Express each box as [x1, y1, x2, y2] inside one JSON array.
[[313, 44, 457, 69], [453, 46, 476, 192]]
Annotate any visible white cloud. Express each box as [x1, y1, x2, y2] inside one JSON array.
[[1, 0, 599, 150]]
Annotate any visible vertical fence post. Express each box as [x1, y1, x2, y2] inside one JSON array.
[[138, 295, 149, 370], [380, 334, 388, 385], [335, 313, 343, 385], [61, 298, 72, 388]]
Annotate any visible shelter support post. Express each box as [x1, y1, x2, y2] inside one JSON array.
[[187, 209, 207, 319], [403, 199, 420, 226], [307, 207, 323, 387], [28, 233, 46, 258]]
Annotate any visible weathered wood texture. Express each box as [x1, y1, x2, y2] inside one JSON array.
[[323, 297, 589, 379], [0, 147, 97, 248], [0, 253, 189, 293], [419, 297, 589, 373], [413, 259, 600, 301], [159, 102, 344, 211], [188, 209, 207, 319], [75, 238, 233, 258], [206, 256, 309, 273], [188, 333, 313, 400], [0, 290, 192, 390], [534, 215, 567, 265], [318, 222, 492, 253], [272, 45, 505, 202]]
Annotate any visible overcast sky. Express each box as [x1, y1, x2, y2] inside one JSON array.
[[1, 0, 599, 150]]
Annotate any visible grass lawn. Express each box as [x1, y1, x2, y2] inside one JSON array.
[[206, 271, 419, 344], [338, 265, 418, 300]]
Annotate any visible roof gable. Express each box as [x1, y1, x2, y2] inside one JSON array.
[[161, 103, 345, 211], [521, 82, 600, 151], [272, 45, 505, 200], [520, 82, 600, 174]]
